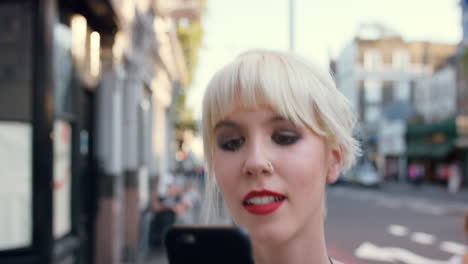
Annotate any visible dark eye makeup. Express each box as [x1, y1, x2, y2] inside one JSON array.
[[218, 136, 245, 151], [216, 130, 300, 152], [214, 118, 302, 152], [272, 131, 300, 145]]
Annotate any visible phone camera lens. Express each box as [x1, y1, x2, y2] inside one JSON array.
[[180, 234, 196, 244]]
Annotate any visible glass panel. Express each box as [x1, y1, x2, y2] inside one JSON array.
[[392, 50, 410, 70], [366, 105, 380, 123], [54, 23, 74, 116], [0, 122, 32, 249], [395, 81, 410, 101], [0, 3, 32, 121], [365, 79, 382, 103], [364, 50, 381, 71], [53, 120, 72, 238]]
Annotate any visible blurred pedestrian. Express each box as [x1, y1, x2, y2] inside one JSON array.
[[448, 162, 462, 194], [177, 182, 201, 224], [201, 50, 360, 264], [408, 161, 424, 187], [150, 181, 188, 247]]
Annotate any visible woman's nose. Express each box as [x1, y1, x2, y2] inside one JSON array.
[[242, 142, 274, 176]]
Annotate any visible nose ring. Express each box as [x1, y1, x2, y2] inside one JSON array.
[[267, 162, 273, 171]]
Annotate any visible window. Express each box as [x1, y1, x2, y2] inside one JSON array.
[[364, 49, 381, 71], [0, 3, 32, 121], [365, 79, 382, 104], [0, 122, 32, 250], [365, 105, 381, 123], [0, 3, 33, 251], [392, 50, 410, 70], [53, 23, 74, 239], [54, 23, 74, 116], [394, 81, 410, 101]]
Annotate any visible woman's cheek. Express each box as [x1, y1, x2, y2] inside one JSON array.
[[214, 154, 235, 182]]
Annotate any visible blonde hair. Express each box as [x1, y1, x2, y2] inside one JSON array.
[[201, 49, 361, 223]]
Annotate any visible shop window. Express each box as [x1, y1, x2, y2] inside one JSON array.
[[52, 23, 74, 239], [54, 23, 75, 117], [395, 81, 410, 101], [53, 121, 72, 238], [0, 122, 32, 250], [0, 3, 32, 121], [0, 3, 33, 251], [364, 79, 382, 104], [365, 105, 381, 123]]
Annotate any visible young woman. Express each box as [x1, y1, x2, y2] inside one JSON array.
[[201, 50, 360, 264]]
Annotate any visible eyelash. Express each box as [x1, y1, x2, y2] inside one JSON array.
[[218, 132, 300, 152], [272, 133, 300, 145], [219, 137, 245, 152]]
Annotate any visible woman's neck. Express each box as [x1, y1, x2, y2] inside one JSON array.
[[251, 219, 330, 264]]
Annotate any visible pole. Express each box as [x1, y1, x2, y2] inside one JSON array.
[[289, 0, 295, 51]]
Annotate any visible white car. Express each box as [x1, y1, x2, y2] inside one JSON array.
[[355, 162, 381, 187]]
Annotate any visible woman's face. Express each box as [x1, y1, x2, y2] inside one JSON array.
[[213, 107, 341, 245]]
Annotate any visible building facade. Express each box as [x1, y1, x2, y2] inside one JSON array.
[[0, 0, 199, 263], [335, 24, 456, 180], [414, 57, 457, 123]]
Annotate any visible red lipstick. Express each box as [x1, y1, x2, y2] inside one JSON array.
[[242, 190, 286, 215]]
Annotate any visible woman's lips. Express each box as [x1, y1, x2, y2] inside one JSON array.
[[242, 190, 286, 215]]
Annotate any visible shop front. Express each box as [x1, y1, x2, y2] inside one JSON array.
[[0, 1, 116, 263], [405, 119, 461, 184]]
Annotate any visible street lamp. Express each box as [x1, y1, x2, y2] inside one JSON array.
[[289, 0, 295, 51]]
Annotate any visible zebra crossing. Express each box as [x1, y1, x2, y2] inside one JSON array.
[[354, 224, 466, 264]]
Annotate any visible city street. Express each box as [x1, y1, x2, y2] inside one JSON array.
[[2, 1, 467, 264], [326, 184, 468, 264]]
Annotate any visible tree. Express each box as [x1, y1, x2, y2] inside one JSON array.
[[174, 9, 205, 150]]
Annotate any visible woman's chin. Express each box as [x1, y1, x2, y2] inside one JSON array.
[[246, 222, 293, 247]]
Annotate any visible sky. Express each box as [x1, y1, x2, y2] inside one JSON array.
[[186, 0, 462, 120]]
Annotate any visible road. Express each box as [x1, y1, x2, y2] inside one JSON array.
[[326, 185, 468, 264]]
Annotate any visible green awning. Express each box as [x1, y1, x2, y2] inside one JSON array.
[[406, 119, 456, 136], [406, 140, 455, 158], [405, 118, 457, 159]]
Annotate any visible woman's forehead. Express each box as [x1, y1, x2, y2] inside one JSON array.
[[215, 105, 277, 123]]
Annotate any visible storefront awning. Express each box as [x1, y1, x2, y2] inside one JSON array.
[[406, 140, 455, 158], [405, 118, 457, 159]]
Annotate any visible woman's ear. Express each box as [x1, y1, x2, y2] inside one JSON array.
[[326, 146, 342, 184]]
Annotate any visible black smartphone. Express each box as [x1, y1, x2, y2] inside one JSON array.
[[165, 225, 255, 264]]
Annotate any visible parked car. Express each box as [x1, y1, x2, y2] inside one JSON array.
[[354, 162, 381, 188], [340, 161, 381, 188]]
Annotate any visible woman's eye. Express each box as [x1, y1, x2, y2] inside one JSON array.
[[219, 137, 245, 151], [272, 133, 299, 145]]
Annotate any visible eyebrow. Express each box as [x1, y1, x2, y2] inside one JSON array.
[[214, 120, 238, 130], [214, 115, 288, 131], [268, 115, 287, 123]]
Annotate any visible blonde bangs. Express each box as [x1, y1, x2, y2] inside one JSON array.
[[203, 51, 326, 137], [203, 50, 360, 175]]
